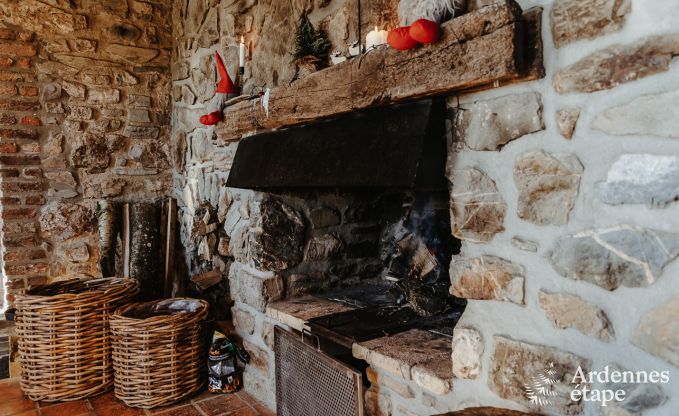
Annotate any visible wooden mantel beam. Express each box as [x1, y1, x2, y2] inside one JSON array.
[[215, 0, 543, 143]]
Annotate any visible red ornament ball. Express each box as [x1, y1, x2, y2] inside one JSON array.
[[409, 19, 439, 44], [387, 26, 418, 51]]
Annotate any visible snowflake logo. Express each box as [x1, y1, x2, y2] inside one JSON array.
[[524, 362, 559, 407]]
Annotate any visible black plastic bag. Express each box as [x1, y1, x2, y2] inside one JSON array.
[[207, 331, 250, 393]]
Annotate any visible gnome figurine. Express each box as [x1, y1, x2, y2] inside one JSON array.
[[199, 51, 239, 126]]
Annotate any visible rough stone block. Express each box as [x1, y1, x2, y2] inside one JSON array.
[[514, 150, 583, 225], [538, 291, 614, 342], [243, 340, 270, 377], [555, 107, 580, 139], [450, 255, 525, 304], [603, 364, 667, 414], [550, 0, 630, 48], [353, 329, 452, 395], [549, 225, 679, 290], [364, 386, 391, 416], [592, 89, 679, 139], [489, 336, 590, 415], [449, 168, 506, 243], [366, 367, 414, 399], [454, 92, 544, 151], [232, 306, 256, 336], [631, 296, 679, 367], [230, 267, 284, 312], [596, 153, 679, 207], [452, 327, 484, 379], [554, 34, 679, 93]]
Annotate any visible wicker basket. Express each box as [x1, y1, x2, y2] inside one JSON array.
[[110, 298, 209, 408], [14, 277, 140, 401]]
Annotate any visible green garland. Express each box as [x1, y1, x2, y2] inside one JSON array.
[[293, 11, 331, 65]]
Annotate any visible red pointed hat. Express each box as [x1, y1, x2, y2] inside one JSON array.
[[215, 51, 238, 94]]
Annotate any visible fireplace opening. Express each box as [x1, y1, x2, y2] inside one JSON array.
[[227, 99, 465, 412]]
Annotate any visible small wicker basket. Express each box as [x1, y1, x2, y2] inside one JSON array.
[[110, 298, 209, 408], [14, 277, 140, 401]]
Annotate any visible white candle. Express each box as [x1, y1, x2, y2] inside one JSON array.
[[239, 36, 245, 68], [366, 27, 388, 50]]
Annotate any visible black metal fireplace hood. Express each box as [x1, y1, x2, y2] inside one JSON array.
[[225, 99, 448, 190]]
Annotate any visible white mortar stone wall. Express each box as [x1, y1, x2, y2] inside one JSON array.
[[447, 1, 679, 414], [171, 0, 679, 414]]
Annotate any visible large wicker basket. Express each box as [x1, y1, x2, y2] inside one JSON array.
[[110, 298, 209, 408], [14, 277, 140, 401]]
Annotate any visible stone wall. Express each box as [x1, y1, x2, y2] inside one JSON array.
[[444, 0, 679, 414], [180, 0, 679, 414], [0, 0, 173, 310]]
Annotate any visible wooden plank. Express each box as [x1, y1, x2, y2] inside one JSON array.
[[215, 0, 530, 143]]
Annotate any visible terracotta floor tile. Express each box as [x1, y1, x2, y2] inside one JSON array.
[[39, 400, 91, 416], [189, 388, 217, 403], [9, 411, 39, 416], [0, 395, 37, 416], [89, 391, 147, 415], [252, 403, 276, 416], [0, 379, 27, 401], [197, 394, 247, 416], [149, 402, 191, 415], [221, 406, 258, 416], [152, 404, 203, 416]]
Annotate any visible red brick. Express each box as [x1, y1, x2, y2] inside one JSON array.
[[0, 42, 37, 57], [2, 207, 37, 220], [0, 71, 25, 82], [16, 58, 31, 69], [0, 155, 41, 165], [0, 196, 21, 205], [20, 116, 40, 126], [0, 29, 15, 40], [0, 168, 20, 178], [0, 57, 13, 67], [6, 279, 24, 290], [18, 85, 38, 97], [4, 249, 46, 262], [25, 194, 46, 205], [0, 113, 16, 124], [0, 128, 38, 139], [0, 142, 17, 153], [5, 263, 48, 276], [0, 99, 40, 111], [2, 181, 43, 192], [4, 236, 40, 248], [25, 276, 48, 287], [0, 84, 17, 96]]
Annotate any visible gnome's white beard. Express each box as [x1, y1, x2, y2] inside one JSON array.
[[398, 0, 466, 25], [206, 92, 228, 113]]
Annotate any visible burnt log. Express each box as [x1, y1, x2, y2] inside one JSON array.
[[215, 0, 543, 142]]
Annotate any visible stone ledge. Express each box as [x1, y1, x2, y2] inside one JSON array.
[[352, 329, 453, 395], [265, 296, 356, 331]]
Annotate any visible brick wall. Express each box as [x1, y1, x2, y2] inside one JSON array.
[[0, 28, 46, 311], [0, 0, 174, 311]]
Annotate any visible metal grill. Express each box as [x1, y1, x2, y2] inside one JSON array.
[[275, 327, 363, 416]]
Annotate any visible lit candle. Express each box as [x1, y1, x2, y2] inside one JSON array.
[[239, 36, 245, 74], [366, 27, 388, 50]]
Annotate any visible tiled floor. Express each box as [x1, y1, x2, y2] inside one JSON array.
[[0, 378, 275, 416]]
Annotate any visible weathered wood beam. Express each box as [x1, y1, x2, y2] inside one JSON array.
[[216, 0, 542, 143]]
